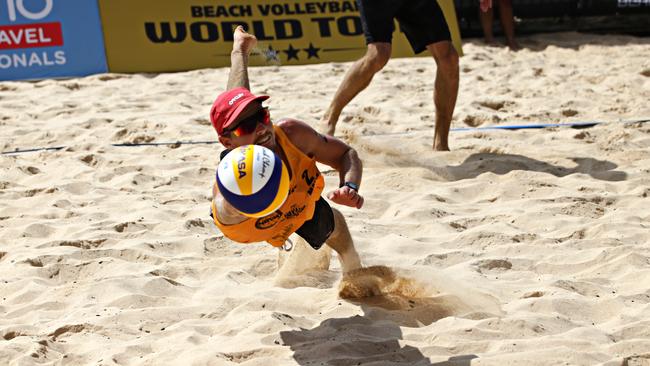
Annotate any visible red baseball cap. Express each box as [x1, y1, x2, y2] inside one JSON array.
[[210, 87, 269, 135]]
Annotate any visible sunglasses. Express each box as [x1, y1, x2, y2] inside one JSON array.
[[225, 107, 271, 137]]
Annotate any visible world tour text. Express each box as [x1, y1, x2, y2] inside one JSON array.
[[145, 17, 364, 43]]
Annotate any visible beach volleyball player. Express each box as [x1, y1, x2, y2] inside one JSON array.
[[209, 26, 364, 274]]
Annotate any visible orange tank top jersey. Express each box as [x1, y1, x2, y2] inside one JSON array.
[[212, 126, 325, 247]]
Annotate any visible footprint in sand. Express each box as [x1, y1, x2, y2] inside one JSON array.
[[19, 166, 41, 175], [463, 114, 491, 127], [477, 100, 507, 111], [80, 154, 100, 167], [81, 118, 113, 129], [112, 128, 155, 144], [362, 106, 381, 116], [561, 109, 579, 117]]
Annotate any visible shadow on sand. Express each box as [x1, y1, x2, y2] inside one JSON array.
[[279, 266, 482, 366], [280, 300, 479, 366], [444, 153, 627, 182]]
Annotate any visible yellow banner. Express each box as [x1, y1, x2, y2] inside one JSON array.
[[98, 0, 462, 73]]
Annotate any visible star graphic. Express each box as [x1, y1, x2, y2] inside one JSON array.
[[303, 43, 321, 59], [283, 44, 300, 61], [262, 45, 280, 63]]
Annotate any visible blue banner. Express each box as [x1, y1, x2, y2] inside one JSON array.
[[0, 0, 107, 81]]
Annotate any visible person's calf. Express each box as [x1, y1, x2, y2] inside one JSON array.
[[430, 44, 459, 151], [326, 208, 362, 273]]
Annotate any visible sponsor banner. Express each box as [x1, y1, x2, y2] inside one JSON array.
[[99, 0, 462, 73], [0, 0, 107, 81]]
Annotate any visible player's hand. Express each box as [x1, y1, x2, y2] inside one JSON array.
[[480, 0, 493, 12], [327, 186, 364, 209]]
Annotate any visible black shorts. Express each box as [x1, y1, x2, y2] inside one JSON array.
[[356, 0, 451, 54], [296, 197, 334, 250], [208, 196, 334, 250]]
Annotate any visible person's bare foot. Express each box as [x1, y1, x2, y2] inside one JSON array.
[[319, 110, 338, 136], [433, 143, 450, 151], [232, 26, 257, 55], [506, 39, 521, 51], [483, 37, 500, 47], [320, 123, 336, 136], [433, 135, 450, 151]]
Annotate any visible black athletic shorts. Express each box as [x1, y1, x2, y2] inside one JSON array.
[[356, 0, 452, 54], [296, 197, 335, 250]]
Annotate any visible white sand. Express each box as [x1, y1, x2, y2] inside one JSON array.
[[1, 32, 650, 365]]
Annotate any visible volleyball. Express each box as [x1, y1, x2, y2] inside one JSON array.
[[216, 145, 290, 218]]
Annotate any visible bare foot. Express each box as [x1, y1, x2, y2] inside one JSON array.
[[232, 26, 257, 55], [324, 123, 336, 136], [433, 144, 450, 151], [317, 120, 336, 136], [317, 121, 336, 136], [483, 37, 500, 47], [433, 137, 450, 151], [319, 112, 338, 136], [507, 40, 521, 51]]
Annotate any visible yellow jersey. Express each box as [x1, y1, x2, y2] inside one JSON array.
[[212, 125, 325, 247]]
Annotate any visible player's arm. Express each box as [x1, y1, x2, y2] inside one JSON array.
[[212, 183, 247, 225], [278, 119, 364, 209]]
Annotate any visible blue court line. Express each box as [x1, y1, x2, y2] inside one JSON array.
[[3, 118, 649, 155], [450, 121, 602, 131], [2, 141, 219, 155], [111, 140, 219, 147], [372, 118, 649, 136], [1, 146, 66, 155], [455, 118, 650, 131]]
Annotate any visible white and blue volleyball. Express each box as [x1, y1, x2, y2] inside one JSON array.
[[216, 145, 290, 218]]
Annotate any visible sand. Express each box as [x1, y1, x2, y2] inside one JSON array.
[[1, 32, 650, 365]]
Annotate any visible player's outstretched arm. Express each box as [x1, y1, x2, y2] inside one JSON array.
[[277, 119, 364, 209], [212, 183, 247, 225]]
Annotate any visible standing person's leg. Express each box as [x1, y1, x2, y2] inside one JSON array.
[[479, 7, 496, 45], [326, 207, 362, 273], [427, 42, 459, 151], [395, 0, 459, 150], [321, 0, 397, 136], [321, 44, 391, 136], [497, 0, 520, 50]]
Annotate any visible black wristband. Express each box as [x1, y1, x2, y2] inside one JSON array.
[[340, 181, 359, 191]]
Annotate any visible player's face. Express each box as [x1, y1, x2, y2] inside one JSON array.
[[219, 102, 276, 150]]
